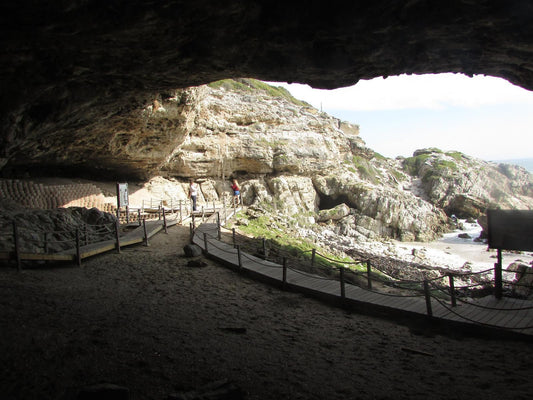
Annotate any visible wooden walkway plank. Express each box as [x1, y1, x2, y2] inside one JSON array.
[[192, 220, 533, 338]]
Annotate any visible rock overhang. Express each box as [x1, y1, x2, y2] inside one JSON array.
[[1, 0, 532, 177]]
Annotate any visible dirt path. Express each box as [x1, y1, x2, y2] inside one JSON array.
[[1, 225, 532, 399]]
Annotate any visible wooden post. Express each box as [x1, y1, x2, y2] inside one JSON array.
[[138, 209, 142, 226], [143, 218, 149, 246], [163, 207, 168, 233], [423, 280, 433, 316], [237, 245, 242, 270], [339, 267, 346, 300], [84, 224, 88, 245], [158, 205, 162, 220], [116, 182, 121, 221], [12, 221, 21, 271], [282, 257, 287, 288], [203, 232, 209, 253], [232, 228, 236, 248], [448, 274, 457, 307], [126, 205, 130, 224], [201, 206, 205, 222], [366, 260, 372, 290], [75, 228, 82, 267], [494, 248, 503, 300], [217, 212, 221, 240], [223, 200, 227, 224], [114, 219, 121, 253], [311, 248, 316, 266]]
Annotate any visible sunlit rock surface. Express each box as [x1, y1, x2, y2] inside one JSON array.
[[2, 79, 532, 242]]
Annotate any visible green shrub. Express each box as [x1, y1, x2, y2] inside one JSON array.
[[445, 151, 464, 162], [352, 155, 379, 183], [403, 154, 430, 176], [237, 214, 365, 272], [208, 78, 311, 107]]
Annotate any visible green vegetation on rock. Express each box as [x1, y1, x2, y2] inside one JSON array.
[[352, 155, 379, 183], [208, 78, 311, 107], [445, 151, 464, 162], [233, 212, 365, 272], [403, 153, 430, 176]]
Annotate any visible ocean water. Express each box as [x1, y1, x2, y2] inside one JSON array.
[[492, 157, 533, 173]]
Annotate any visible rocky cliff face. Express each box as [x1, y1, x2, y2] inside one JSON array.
[[7, 79, 532, 243], [403, 148, 533, 218]]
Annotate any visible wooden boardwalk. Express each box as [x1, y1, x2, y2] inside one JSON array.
[[0, 214, 184, 266], [0, 206, 233, 267], [193, 222, 533, 340]]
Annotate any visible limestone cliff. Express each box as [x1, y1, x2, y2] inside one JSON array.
[[5, 79, 533, 243], [402, 148, 533, 218]]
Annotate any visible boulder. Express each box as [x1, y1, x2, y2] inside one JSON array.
[[183, 244, 203, 257], [317, 203, 350, 222], [507, 262, 533, 298]]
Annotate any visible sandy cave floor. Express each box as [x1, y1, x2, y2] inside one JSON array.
[[1, 225, 532, 400]]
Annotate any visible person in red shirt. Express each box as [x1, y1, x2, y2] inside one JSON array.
[[231, 179, 240, 206]]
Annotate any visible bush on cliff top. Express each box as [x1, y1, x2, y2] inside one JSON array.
[[208, 78, 311, 107]]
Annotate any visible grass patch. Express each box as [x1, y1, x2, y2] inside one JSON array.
[[235, 213, 366, 272], [445, 151, 464, 161], [403, 153, 430, 176], [352, 155, 379, 183]]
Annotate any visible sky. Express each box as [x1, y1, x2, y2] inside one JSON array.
[[268, 73, 533, 162]]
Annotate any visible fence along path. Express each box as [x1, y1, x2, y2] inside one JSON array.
[[192, 219, 533, 339], [0, 212, 185, 269], [0, 193, 240, 269]]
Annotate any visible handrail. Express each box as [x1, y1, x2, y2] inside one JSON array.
[[195, 216, 533, 333]]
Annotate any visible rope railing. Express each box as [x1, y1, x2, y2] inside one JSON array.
[[2, 218, 122, 270], [287, 266, 337, 280], [191, 211, 533, 333], [239, 251, 283, 268], [430, 295, 533, 331], [201, 235, 239, 256], [216, 223, 532, 302], [451, 293, 533, 311]]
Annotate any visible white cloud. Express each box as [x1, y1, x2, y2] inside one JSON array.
[[270, 73, 533, 111], [267, 74, 533, 161]]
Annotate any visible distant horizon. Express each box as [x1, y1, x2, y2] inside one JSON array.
[[490, 157, 533, 172], [269, 73, 533, 163]]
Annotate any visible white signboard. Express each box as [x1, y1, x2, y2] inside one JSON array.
[[117, 183, 129, 207]]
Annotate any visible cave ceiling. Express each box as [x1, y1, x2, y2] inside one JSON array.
[[1, 1, 532, 176]]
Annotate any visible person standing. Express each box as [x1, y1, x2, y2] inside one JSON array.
[[188, 179, 198, 211], [231, 179, 240, 206]]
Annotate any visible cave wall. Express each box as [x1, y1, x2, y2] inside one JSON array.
[[1, 0, 532, 178]]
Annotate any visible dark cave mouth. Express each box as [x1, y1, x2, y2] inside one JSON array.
[[317, 192, 353, 211]]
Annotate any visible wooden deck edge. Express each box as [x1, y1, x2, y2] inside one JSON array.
[[80, 243, 117, 258], [20, 252, 74, 261]]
